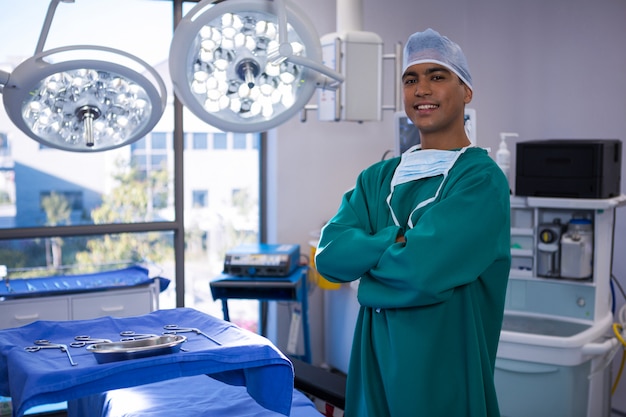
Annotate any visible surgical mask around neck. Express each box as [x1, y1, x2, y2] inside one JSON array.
[[392, 146, 460, 187], [387, 145, 470, 228]]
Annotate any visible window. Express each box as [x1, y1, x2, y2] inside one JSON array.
[[151, 155, 168, 169], [131, 133, 170, 179], [0, 132, 8, 156], [132, 154, 148, 168], [0, 0, 261, 331], [231, 188, 243, 204], [151, 132, 167, 149], [192, 190, 208, 208], [131, 139, 146, 150], [192, 133, 208, 150], [233, 133, 247, 150], [213, 133, 228, 149], [40, 191, 83, 211], [251, 135, 260, 150], [0, 133, 12, 212], [0, 233, 175, 286]]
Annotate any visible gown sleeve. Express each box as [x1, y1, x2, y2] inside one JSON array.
[[359, 164, 510, 308], [315, 162, 403, 284], [316, 153, 510, 309]]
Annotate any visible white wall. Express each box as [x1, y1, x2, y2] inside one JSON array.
[[267, 0, 626, 412]]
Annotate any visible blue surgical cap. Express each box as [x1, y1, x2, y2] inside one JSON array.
[[402, 28, 473, 91]]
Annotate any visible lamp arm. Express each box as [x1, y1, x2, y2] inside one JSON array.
[[268, 0, 344, 89], [285, 54, 344, 86], [314, 74, 342, 91], [35, 0, 74, 55], [272, 0, 289, 45], [0, 69, 9, 89]]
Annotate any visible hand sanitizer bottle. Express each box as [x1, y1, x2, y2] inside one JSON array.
[[496, 132, 518, 190]]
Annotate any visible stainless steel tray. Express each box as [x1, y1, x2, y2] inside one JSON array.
[[87, 335, 186, 363]]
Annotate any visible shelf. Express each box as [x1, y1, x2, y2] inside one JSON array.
[[509, 269, 533, 278], [507, 274, 596, 286], [511, 249, 533, 257], [524, 195, 626, 210], [511, 228, 534, 236]]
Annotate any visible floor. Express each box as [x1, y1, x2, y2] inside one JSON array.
[[25, 407, 626, 417]]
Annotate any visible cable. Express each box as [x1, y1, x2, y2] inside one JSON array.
[[616, 323, 626, 347], [607, 213, 625, 394], [612, 278, 617, 315], [612, 303, 626, 395], [380, 149, 394, 161], [613, 274, 626, 301], [612, 323, 626, 395]]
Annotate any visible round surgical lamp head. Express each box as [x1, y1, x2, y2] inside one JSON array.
[[2, 45, 167, 152], [169, 0, 323, 133]]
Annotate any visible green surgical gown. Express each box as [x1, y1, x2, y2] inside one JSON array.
[[316, 147, 511, 417]]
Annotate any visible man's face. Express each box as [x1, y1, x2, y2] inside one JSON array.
[[402, 63, 472, 137]]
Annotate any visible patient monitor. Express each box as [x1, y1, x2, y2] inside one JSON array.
[[393, 112, 420, 156], [393, 108, 477, 156]]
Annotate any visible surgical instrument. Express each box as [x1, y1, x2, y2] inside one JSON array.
[[24, 340, 77, 366], [119, 331, 158, 341], [70, 336, 112, 348], [163, 324, 221, 345]]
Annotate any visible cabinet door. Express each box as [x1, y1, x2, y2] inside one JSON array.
[[0, 298, 70, 329], [71, 287, 154, 320]]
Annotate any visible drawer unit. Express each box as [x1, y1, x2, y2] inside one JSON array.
[[0, 280, 159, 329], [0, 297, 69, 329], [71, 286, 154, 319]]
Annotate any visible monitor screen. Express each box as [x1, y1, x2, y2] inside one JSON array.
[[393, 108, 476, 156], [394, 112, 420, 156]]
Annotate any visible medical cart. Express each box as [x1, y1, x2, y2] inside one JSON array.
[[496, 195, 626, 417], [210, 266, 311, 363]]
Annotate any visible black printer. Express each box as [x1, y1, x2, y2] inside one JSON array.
[[515, 139, 622, 199]]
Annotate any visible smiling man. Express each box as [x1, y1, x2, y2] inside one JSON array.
[[315, 29, 511, 416]]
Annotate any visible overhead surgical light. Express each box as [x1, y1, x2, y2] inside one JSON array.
[[169, 0, 344, 133], [0, 0, 167, 152]]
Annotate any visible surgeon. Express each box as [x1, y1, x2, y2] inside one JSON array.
[[315, 28, 511, 417]]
